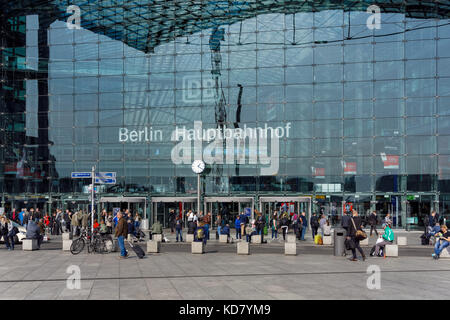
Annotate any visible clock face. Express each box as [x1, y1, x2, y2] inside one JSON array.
[[192, 160, 205, 174]]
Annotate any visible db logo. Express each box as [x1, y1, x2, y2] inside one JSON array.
[[182, 76, 216, 104]]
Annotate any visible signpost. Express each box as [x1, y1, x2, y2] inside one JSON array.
[[71, 169, 116, 234]]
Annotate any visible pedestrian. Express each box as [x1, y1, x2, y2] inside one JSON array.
[[0, 217, 8, 249], [81, 211, 90, 232], [255, 211, 265, 242], [239, 211, 247, 239], [383, 212, 392, 227], [310, 212, 319, 240], [169, 210, 176, 233], [127, 214, 135, 238], [63, 209, 71, 232], [300, 212, 307, 240], [175, 216, 183, 242], [216, 214, 222, 238], [347, 210, 366, 261], [203, 211, 211, 240], [368, 211, 379, 237], [106, 212, 113, 234], [115, 212, 129, 259], [71, 210, 80, 237], [341, 211, 350, 236], [319, 214, 327, 237], [271, 213, 278, 239], [134, 213, 141, 232], [235, 215, 241, 240], [280, 213, 289, 241], [292, 212, 299, 238]]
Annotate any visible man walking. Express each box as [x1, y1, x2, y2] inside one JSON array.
[[115, 211, 128, 259], [310, 212, 319, 240], [368, 211, 379, 237], [300, 212, 308, 241]]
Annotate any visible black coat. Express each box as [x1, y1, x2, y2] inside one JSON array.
[[348, 216, 363, 238]]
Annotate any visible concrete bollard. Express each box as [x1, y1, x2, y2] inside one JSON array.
[[147, 240, 160, 253], [397, 236, 407, 246], [385, 244, 398, 257], [191, 241, 204, 254], [219, 234, 228, 243], [287, 235, 296, 243], [62, 240, 73, 251], [284, 242, 297, 255], [153, 234, 163, 242], [251, 235, 262, 244], [62, 233, 73, 241], [186, 234, 194, 243], [22, 239, 39, 251], [237, 241, 250, 255], [439, 247, 450, 258], [360, 238, 369, 246], [323, 235, 332, 245]]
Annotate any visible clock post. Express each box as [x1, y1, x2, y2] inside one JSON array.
[[192, 160, 205, 215]]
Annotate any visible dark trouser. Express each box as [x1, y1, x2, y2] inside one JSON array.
[[312, 227, 318, 239], [236, 227, 241, 239], [370, 225, 378, 236], [170, 221, 175, 233], [350, 238, 365, 259], [65, 221, 71, 232], [282, 227, 287, 240]]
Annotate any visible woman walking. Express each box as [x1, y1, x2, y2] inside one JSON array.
[[347, 210, 366, 261]]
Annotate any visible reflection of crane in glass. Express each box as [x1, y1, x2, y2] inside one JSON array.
[[209, 26, 226, 128], [209, 26, 227, 191]]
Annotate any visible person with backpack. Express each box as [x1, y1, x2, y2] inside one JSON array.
[[194, 219, 207, 245], [175, 216, 183, 242], [310, 212, 320, 240], [371, 223, 394, 257], [280, 213, 289, 241], [347, 210, 366, 261], [221, 223, 231, 243]]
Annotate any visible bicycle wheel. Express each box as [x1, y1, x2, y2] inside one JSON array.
[[94, 238, 105, 253], [70, 238, 85, 255]]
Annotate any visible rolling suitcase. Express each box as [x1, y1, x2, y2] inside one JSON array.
[[128, 240, 145, 259]]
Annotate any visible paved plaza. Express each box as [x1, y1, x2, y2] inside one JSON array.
[[0, 236, 448, 300]]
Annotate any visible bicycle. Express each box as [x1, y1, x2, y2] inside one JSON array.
[[70, 229, 114, 255]]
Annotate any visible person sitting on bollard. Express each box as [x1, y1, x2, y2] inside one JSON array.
[[151, 220, 163, 241], [221, 223, 231, 243], [194, 219, 207, 245], [432, 225, 450, 260], [245, 224, 253, 243], [371, 223, 394, 257], [26, 219, 43, 249]]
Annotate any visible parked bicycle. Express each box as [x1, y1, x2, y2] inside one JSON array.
[[70, 229, 114, 255]]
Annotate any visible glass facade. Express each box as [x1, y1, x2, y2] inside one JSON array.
[[1, 1, 450, 229]]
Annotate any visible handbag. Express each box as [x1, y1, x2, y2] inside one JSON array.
[[351, 217, 367, 241], [345, 238, 355, 250]]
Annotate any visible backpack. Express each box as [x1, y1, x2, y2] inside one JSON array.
[[196, 227, 204, 239]]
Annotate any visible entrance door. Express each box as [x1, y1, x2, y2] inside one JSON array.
[[151, 197, 197, 228], [406, 194, 433, 231], [259, 196, 312, 227], [100, 197, 147, 222], [204, 197, 254, 228]]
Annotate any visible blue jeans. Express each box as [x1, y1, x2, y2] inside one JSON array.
[[118, 236, 127, 257], [236, 227, 241, 239], [301, 226, 306, 240], [272, 229, 277, 239], [204, 224, 210, 240], [434, 239, 450, 256], [246, 234, 251, 242], [176, 229, 183, 241]]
